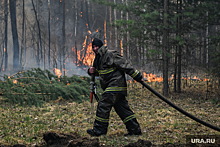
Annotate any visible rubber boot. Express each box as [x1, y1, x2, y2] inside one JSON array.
[[87, 120, 108, 136], [124, 118, 142, 136]]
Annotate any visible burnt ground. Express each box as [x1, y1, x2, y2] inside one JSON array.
[[0, 132, 219, 147]]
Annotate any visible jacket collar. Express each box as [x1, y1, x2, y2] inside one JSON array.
[[97, 46, 107, 56]]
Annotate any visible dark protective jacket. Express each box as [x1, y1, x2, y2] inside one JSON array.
[[88, 46, 142, 96]]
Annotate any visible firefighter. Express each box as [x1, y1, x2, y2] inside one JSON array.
[[87, 38, 143, 136]]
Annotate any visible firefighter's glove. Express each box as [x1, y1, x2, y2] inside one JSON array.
[[133, 72, 143, 82]]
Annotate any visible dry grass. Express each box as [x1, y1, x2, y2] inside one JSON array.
[[0, 80, 219, 146]]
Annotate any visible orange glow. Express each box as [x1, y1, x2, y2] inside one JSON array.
[[120, 38, 123, 56], [60, 0, 62, 2], [192, 76, 199, 80], [203, 78, 210, 81], [181, 77, 187, 80], [76, 35, 95, 66], [82, 41, 95, 66], [4, 48, 6, 52], [3, 68, 4, 71], [77, 36, 87, 65], [72, 47, 75, 52], [82, 36, 87, 49], [143, 72, 163, 82], [13, 80, 17, 84], [57, 17, 59, 20], [67, 83, 70, 85], [54, 68, 62, 78], [104, 20, 107, 46], [77, 50, 81, 65], [96, 29, 99, 32], [168, 74, 174, 81]]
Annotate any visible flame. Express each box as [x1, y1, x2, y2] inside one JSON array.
[[120, 38, 123, 56], [181, 77, 187, 80], [3, 68, 4, 71], [13, 80, 17, 84], [4, 48, 6, 52], [82, 41, 94, 66], [67, 83, 70, 85], [82, 36, 87, 49], [104, 20, 107, 46], [54, 68, 62, 78], [8, 77, 17, 84], [57, 17, 59, 20], [192, 76, 199, 80], [77, 36, 87, 65], [76, 35, 95, 66], [203, 78, 210, 81], [143, 72, 163, 82], [60, 0, 62, 2]]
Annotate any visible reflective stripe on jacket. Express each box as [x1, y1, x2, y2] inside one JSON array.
[[88, 46, 141, 96]]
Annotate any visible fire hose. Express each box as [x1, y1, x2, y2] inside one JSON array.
[[89, 73, 220, 132], [140, 81, 220, 132]]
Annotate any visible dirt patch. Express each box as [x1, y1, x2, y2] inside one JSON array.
[[0, 132, 219, 147], [42, 132, 100, 147]]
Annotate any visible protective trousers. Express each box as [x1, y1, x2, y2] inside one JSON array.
[[93, 93, 141, 134]]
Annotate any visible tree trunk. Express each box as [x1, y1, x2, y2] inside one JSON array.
[[9, 0, 20, 70], [62, 0, 66, 76], [4, 0, 8, 71], [109, 0, 113, 49], [48, 0, 51, 68], [163, 0, 168, 96], [20, 0, 25, 70], [75, 0, 78, 66], [203, 30, 207, 66], [32, 0, 43, 68], [177, 0, 182, 93], [114, 0, 117, 51], [85, 0, 91, 31]]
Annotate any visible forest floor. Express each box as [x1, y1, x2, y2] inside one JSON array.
[[0, 80, 220, 147]]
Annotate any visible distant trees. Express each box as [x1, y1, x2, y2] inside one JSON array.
[[0, 0, 219, 92], [92, 0, 220, 94]]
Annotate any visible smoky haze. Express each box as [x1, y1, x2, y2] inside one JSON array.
[[1, 0, 121, 77]]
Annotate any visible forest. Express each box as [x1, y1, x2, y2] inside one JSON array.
[[0, 0, 220, 95], [0, 0, 220, 146]]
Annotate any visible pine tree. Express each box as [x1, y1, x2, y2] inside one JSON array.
[[93, 0, 220, 92], [0, 68, 102, 107]]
